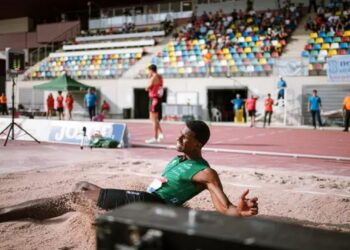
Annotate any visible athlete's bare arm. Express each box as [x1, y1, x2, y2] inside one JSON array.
[[192, 168, 258, 216]]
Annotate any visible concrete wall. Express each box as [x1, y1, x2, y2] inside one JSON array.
[[11, 74, 348, 125], [0, 17, 29, 34]]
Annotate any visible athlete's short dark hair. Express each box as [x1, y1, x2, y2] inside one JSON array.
[[186, 120, 210, 146], [148, 64, 157, 73]]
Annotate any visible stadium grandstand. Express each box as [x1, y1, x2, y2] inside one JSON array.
[[0, 0, 349, 126]]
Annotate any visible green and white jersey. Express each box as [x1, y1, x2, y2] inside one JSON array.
[[155, 156, 209, 205]]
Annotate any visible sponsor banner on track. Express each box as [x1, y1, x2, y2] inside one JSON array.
[[0, 118, 129, 147]]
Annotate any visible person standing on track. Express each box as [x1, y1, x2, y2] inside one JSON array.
[[46, 93, 54, 119], [263, 93, 274, 127], [0, 92, 9, 115], [65, 92, 74, 120], [84, 88, 97, 121], [56, 91, 64, 120], [343, 93, 350, 132], [145, 64, 164, 144], [308, 89, 323, 129], [245, 94, 259, 128]]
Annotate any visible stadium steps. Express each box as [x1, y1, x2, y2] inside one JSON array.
[[121, 34, 174, 79], [281, 13, 315, 59]]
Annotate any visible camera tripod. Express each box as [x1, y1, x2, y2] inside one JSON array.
[[0, 75, 40, 146]]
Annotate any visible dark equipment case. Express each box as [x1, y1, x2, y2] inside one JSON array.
[[96, 202, 350, 250]]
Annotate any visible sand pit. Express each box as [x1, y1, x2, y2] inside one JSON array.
[[0, 158, 349, 250]]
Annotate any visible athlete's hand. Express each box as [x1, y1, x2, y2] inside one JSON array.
[[236, 189, 258, 216]]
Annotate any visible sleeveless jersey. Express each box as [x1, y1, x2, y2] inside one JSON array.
[[148, 75, 163, 98], [155, 156, 209, 205]]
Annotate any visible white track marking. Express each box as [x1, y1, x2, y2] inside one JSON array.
[[135, 143, 350, 161]]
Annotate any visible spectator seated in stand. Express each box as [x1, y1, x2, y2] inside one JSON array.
[[302, 1, 350, 75], [145, 3, 302, 78]]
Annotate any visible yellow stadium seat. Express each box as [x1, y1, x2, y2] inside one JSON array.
[[308, 64, 313, 70], [310, 32, 318, 38], [255, 41, 263, 47], [321, 43, 330, 49], [245, 36, 252, 42], [178, 68, 185, 74], [328, 49, 337, 56], [259, 58, 267, 65], [223, 48, 229, 54], [235, 32, 242, 38], [228, 59, 235, 66], [230, 65, 238, 72], [244, 47, 252, 53], [315, 38, 324, 44], [344, 30, 350, 37]]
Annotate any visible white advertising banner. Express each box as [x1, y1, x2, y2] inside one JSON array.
[[327, 55, 350, 82], [0, 118, 129, 147]]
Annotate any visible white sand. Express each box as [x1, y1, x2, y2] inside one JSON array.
[[0, 159, 349, 249]]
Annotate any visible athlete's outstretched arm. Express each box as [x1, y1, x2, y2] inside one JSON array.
[[192, 168, 258, 216]]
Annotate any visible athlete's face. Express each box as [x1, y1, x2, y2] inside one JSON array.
[[148, 69, 155, 78], [176, 127, 201, 153]]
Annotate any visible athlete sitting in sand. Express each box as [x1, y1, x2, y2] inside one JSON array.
[[0, 120, 258, 222]]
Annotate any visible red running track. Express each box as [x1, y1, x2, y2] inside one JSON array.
[[126, 121, 350, 176], [0, 121, 349, 176]]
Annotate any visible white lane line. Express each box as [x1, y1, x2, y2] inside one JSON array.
[[287, 190, 350, 198], [256, 133, 266, 137], [133, 143, 350, 161], [227, 138, 240, 141]]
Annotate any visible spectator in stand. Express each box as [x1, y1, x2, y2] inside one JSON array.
[[56, 91, 64, 120], [101, 100, 110, 117], [245, 95, 259, 128], [46, 93, 54, 119], [276, 76, 287, 106], [343, 92, 350, 132], [231, 94, 244, 123], [309, 0, 317, 13], [65, 92, 74, 120], [0, 93, 9, 115], [84, 88, 97, 121], [308, 89, 323, 129], [263, 93, 274, 127]]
